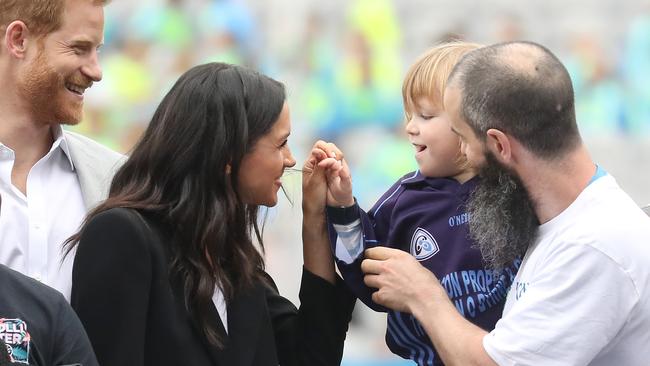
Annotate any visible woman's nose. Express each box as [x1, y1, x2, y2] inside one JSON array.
[[284, 149, 296, 167]]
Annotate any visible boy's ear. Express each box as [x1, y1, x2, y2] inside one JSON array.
[[4, 21, 31, 59], [485, 128, 513, 165]]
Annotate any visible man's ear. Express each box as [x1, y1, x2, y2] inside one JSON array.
[[485, 128, 513, 164], [4, 21, 30, 59]]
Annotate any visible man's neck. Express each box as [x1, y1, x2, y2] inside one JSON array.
[[0, 103, 56, 194], [517, 144, 596, 225]]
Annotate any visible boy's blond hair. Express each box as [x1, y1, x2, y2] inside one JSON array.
[[402, 41, 482, 120]]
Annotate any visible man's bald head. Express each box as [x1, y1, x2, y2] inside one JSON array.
[[448, 41, 581, 160]]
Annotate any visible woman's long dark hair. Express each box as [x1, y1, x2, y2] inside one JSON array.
[[66, 62, 286, 347]]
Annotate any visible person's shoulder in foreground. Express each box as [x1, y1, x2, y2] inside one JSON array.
[[0, 265, 98, 366]]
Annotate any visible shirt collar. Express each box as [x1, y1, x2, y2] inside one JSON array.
[[400, 170, 425, 184], [51, 125, 75, 171], [0, 142, 10, 156], [0, 127, 74, 171], [400, 169, 479, 193]]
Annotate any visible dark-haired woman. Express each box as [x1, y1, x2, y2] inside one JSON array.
[[67, 63, 355, 366]]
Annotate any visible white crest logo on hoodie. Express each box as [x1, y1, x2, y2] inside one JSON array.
[[410, 227, 439, 261]]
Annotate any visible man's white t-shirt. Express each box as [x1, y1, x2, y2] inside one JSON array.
[[483, 175, 650, 366]]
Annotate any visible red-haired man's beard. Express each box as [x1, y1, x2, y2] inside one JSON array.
[[17, 50, 92, 126]]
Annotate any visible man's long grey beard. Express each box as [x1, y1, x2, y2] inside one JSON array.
[[468, 152, 540, 270]]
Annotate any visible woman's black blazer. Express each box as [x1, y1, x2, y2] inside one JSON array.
[[71, 208, 355, 366]]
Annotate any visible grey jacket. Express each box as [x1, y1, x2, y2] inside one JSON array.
[[64, 130, 125, 210]]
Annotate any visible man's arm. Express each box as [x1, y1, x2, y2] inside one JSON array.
[[362, 247, 497, 366]]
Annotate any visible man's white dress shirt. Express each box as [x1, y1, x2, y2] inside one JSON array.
[[0, 127, 86, 300]]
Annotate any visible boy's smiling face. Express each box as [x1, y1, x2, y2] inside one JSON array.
[[405, 96, 469, 181]]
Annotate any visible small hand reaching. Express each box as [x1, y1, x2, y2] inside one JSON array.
[[302, 140, 352, 211], [310, 143, 354, 208]]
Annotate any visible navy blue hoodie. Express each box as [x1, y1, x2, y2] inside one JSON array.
[[328, 171, 520, 365]]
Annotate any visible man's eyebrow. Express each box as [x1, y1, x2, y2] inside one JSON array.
[[69, 39, 103, 49]]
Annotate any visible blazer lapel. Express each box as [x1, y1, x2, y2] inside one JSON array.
[[182, 284, 265, 366], [64, 136, 101, 210], [199, 299, 234, 366], [72, 154, 104, 210], [169, 274, 232, 366], [63, 130, 124, 210], [224, 284, 265, 366]]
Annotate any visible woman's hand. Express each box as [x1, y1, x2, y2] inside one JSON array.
[[303, 140, 354, 208], [301, 140, 345, 284], [302, 140, 350, 214]]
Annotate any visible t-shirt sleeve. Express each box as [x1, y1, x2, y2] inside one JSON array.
[[483, 243, 639, 366], [51, 294, 99, 366]]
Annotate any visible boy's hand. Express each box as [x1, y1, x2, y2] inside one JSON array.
[[302, 141, 345, 214], [316, 151, 354, 208], [303, 140, 354, 208]]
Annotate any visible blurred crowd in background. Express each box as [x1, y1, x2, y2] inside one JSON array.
[[69, 0, 650, 364]]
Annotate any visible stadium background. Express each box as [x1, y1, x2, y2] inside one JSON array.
[[69, 0, 650, 364]]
